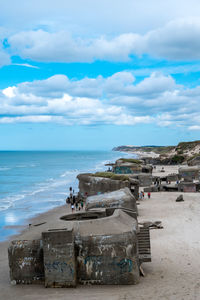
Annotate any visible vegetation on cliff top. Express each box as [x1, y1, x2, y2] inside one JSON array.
[[113, 140, 200, 165], [92, 172, 130, 181], [118, 158, 142, 164], [113, 145, 174, 154]]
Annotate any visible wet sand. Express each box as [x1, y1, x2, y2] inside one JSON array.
[[1, 166, 200, 299]]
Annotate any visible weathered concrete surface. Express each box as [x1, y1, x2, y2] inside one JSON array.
[[42, 229, 76, 288], [113, 164, 142, 174], [77, 173, 130, 196], [8, 205, 141, 287], [167, 173, 179, 182], [85, 188, 137, 214], [178, 182, 196, 192], [144, 184, 179, 193], [179, 166, 200, 182], [8, 240, 44, 285], [112, 159, 153, 175], [144, 186, 159, 193], [73, 209, 140, 285], [131, 174, 152, 187]]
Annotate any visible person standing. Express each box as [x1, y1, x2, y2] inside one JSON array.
[[66, 197, 70, 207], [81, 200, 84, 209], [69, 186, 73, 200], [148, 192, 151, 199]]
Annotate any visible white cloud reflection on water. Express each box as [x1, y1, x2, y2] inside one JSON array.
[[5, 212, 18, 224]]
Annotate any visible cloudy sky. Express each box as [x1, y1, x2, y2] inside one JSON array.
[[1, 0, 200, 149]]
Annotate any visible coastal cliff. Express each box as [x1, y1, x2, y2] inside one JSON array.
[[113, 141, 200, 165]]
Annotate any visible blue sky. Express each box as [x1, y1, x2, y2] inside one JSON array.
[[1, 0, 200, 150]]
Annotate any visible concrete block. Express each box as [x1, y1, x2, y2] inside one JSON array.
[[77, 173, 130, 196], [178, 182, 196, 192], [42, 229, 76, 288], [8, 239, 44, 284], [85, 188, 137, 214], [77, 232, 139, 285]]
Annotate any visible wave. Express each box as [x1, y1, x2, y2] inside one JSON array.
[[0, 163, 39, 172], [0, 199, 15, 211], [16, 163, 38, 168], [60, 169, 79, 178], [0, 151, 126, 214], [0, 167, 11, 171]]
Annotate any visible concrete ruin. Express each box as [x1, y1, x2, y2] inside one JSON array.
[[144, 166, 200, 193], [177, 166, 200, 192], [8, 189, 151, 288], [110, 159, 153, 175], [85, 188, 138, 218], [8, 240, 44, 285], [178, 182, 197, 192], [178, 166, 200, 182], [131, 174, 152, 187], [77, 173, 139, 200]]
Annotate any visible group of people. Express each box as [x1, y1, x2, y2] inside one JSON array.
[[66, 187, 84, 213], [139, 191, 151, 200]]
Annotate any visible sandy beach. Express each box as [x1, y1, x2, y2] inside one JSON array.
[[0, 165, 200, 299]]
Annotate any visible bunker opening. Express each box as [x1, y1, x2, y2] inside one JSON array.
[[60, 211, 111, 221]]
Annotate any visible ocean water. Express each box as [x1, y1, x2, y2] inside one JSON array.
[[0, 150, 133, 241]]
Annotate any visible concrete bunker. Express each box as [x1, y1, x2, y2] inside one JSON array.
[[77, 173, 139, 200], [8, 208, 146, 287], [85, 187, 137, 214], [179, 166, 200, 182]]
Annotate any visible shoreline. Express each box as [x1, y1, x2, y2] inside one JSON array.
[[0, 150, 126, 243], [1, 204, 67, 244], [1, 166, 200, 299], [113, 149, 159, 159]]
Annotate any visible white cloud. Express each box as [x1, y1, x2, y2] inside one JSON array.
[[1, 71, 200, 130], [12, 63, 39, 69], [2, 0, 200, 36], [188, 125, 200, 130], [8, 30, 139, 63], [6, 18, 200, 63]]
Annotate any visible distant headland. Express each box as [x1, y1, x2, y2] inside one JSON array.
[[113, 140, 200, 165]]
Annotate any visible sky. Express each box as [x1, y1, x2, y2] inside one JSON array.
[[1, 1, 200, 150]]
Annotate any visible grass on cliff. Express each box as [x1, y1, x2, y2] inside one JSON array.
[[176, 141, 200, 151], [187, 153, 200, 161], [118, 158, 142, 164], [92, 172, 130, 181], [170, 155, 185, 164]]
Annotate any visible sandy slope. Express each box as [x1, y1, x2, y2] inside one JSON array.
[[0, 167, 200, 299]]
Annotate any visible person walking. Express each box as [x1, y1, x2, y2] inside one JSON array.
[[81, 200, 84, 209], [148, 192, 151, 199]]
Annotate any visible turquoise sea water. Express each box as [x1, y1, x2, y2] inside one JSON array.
[[0, 150, 132, 241]]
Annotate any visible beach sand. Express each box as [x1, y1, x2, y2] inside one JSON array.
[[0, 166, 200, 299]]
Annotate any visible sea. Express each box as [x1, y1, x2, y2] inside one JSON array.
[[0, 150, 135, 241]]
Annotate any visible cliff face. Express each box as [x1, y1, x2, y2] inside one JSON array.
[[112, 145, 174, 155], [113, 141, 200, 165]]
